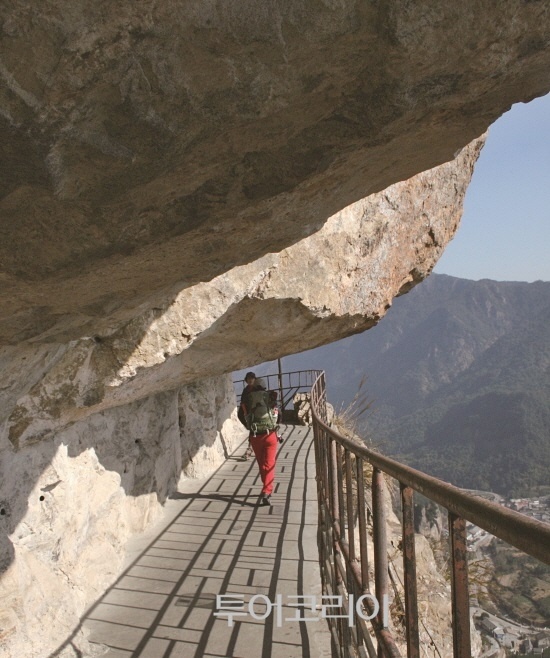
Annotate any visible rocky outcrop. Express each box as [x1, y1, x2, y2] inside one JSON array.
[[294, 393, 314, 426], [294, 393, 334, 426], [0, 128, 503, 658], [0, 138, 480, 658], [2, 139, 483, 454]]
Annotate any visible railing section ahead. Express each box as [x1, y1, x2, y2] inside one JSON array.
[[309, 370, 550, 658], [234, 369, 322, 413]]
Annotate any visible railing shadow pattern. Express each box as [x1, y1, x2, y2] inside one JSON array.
[[310, 370, 550, 658], [47, 369, 549, 658], [49, 424, 331, 658]]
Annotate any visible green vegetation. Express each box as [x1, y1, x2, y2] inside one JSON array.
[[280, 274, 550, 498]]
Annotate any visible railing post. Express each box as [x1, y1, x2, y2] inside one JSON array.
[[400, 485, 420, 658], [319, 371, 328, 423], [330, 437, 343, 646], [356, 457, 370, 595], [345, 451, 356, 566], [335, 443, 352, 655], [312, 400, 326, 591], [372, 468, 388, 657], [277, 358, 284, 413], [449, 512, 471, 658]]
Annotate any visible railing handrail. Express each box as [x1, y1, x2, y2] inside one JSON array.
[[236, 368, 550, 563], [232, 369, 322, 388], [305, 368, 550, 658], [233, 369, 322, 412], [233, 370, 321, 390], [312, 403, 550, 566]]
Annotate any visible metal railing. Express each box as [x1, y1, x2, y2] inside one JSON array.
[[308, 370, 550, 658], [234, 369, 321, 414]]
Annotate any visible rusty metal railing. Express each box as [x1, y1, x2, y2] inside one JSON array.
[[309, 370, 550, 658], [234, 369, 321, 414]]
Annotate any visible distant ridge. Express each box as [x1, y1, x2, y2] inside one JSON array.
[[245, 274, 550, 496]]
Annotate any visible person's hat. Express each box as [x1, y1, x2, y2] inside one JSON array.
[[245, 371, 256, 380], [255, 377, 266, 389]]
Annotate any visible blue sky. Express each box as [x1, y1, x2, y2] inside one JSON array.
[[434, 93, 550, 282]]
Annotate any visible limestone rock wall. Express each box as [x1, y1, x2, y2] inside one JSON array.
[[0, 139, 480, 656], [0, 374, 244, 658]]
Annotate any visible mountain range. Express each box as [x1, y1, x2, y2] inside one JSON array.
[[242, 274, 550, 496]]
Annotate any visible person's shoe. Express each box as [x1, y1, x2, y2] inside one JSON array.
[[261, 494, 271, 507]]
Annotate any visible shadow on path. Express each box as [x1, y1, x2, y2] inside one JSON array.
[[48, 425, 331, 658]]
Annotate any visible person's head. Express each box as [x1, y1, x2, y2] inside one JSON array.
[[245, 371, 256, 385], [255, 377, 266, 390]]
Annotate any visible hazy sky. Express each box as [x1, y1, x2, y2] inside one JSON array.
[[434, 92, 550, 283]]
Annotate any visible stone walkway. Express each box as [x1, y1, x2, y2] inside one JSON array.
[[79, 424, 333, 658]]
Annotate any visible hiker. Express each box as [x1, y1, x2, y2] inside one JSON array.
[[238, 371, 256, 460], [241, 377, 279, 507]]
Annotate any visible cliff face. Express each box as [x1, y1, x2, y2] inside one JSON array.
[[1, 1, 550, 656], [0, 374, 245, 657]]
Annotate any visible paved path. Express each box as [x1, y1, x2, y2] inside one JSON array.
[[80, 424, 333, 658]]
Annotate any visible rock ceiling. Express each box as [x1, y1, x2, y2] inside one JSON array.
[[1, 0, 549, 346]]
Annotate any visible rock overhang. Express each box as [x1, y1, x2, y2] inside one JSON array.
[[2, 140, 485, 448], [1, 0, 549, 347]]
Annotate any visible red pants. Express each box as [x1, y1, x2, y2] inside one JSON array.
[[249, 430, 278, 495]]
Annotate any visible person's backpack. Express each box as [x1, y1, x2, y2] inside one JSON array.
[[245, 389, 277, 434]]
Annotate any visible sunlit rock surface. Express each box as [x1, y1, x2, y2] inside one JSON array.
[[2, 139, 483, 452]]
